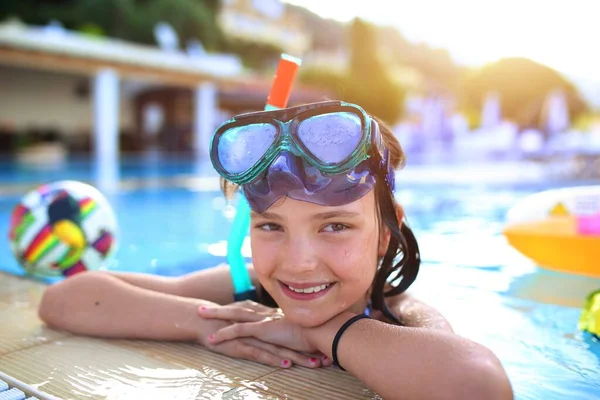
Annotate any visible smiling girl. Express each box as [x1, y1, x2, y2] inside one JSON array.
[[39, 100, 513, 400]]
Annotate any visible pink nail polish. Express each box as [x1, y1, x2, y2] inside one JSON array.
[[322, 356, 329, 361], [200, 306, 206, 311], [309, 357, 318, 363], [208, 334, 214, 341], [281, 359, 290, 367]]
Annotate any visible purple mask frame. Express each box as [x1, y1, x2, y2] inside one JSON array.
[[242, 119, 395, 213]]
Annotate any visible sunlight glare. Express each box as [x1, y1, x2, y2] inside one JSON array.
[[284, 0, 600, 82]]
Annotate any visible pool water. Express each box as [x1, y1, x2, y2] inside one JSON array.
[[0, 158, 599, 400]]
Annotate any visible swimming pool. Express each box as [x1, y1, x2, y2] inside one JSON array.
[[1, 158, 599, 400]]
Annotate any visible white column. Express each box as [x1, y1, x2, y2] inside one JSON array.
[[193, 81, 217, 160], [93, 69, 120, 192]]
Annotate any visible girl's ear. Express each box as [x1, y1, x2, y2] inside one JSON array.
[[378, 203, 404, 257]]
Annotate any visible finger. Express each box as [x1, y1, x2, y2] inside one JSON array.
[[208, 322, 254, 344], [244, 338, 321, 369], [198, 306, 267, 322], [205, 339, 288, 368], [320, 354, 334, 367], [245, 303, 284, 317], [234, 341, 292, 369], [238, 300, 272, 312], [233, 301, 284, 319]]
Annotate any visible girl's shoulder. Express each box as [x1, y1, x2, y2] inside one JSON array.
[[380, 290, 454, 331], [368, 284, 405, 324]]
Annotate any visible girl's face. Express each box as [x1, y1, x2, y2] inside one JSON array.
[[250, 191, 390, 327]]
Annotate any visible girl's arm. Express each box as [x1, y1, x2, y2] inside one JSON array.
[[306, 312, 513, 400], [39, 269, 320, 368], [38, 264, 257, 338], [108, 264, 258, 305], [38, 269, 222, 340]]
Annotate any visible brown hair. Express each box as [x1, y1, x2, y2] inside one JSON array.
[[369, 117, 420, 325]]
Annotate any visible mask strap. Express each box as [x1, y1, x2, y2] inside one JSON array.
[[371, 119, 395, 193], [382, 148, 395, 192]]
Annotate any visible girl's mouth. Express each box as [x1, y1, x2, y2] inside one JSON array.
[[278, 281, 335, 300]]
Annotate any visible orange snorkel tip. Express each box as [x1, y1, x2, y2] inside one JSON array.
[[265, 54, 302, 110]]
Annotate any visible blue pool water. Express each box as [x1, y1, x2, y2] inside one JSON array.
[[1, 158, 599, 400]]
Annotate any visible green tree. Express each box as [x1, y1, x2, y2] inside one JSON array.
[[219, 38, 282, 70], [345, 19, 404, 123], [1, 0, 223, 50], [299, 19, 405, 124], [298, 68, 346, 97]]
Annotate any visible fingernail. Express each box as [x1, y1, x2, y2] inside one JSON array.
[[309, 357, 318, 363], [281, 359, 290, 367], [322, 355, 329, 361], [199, 306, 207, 311], [208, 334, 215, 342]]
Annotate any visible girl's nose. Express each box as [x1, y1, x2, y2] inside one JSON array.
[[282, 237, 319, 273]]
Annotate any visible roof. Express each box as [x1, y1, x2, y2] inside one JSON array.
[[0, 20, 252, 86], [0, 20, 331, 101]]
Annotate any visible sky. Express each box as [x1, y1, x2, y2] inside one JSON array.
[[283, 0, 600, 107]]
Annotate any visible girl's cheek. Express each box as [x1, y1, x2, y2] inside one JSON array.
[[253, 243, 280, 275]]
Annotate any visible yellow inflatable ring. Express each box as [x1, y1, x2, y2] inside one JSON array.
[[503, 186, 600, 278]]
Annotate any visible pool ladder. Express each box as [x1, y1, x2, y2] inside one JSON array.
[[0, 380, 38, 400]]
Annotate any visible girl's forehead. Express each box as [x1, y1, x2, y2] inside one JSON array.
[[255, 192, 377, 219]]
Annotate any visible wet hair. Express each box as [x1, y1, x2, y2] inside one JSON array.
[[369, 117, 420, 325], [219, 115, 420, 326]]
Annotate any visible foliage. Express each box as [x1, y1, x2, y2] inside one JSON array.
[[77, 22, 105, 38], [347, 19, 405, 122], [300, 19, 405, 124], [2, 0, 222, 51], [219, 37, 282, 70]]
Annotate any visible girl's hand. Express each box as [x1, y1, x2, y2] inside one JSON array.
[[198, 300, 284, 322], [198, 308, 328, 368], [206, 317, 333, 367]]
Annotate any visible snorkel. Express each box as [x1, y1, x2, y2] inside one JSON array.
[[227, 54, 302, 301]]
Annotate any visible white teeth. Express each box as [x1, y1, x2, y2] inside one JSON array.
[[287, 283, 330, 294]]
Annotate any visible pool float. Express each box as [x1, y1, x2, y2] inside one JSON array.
[[503, 186, 600, 278], [579, 289, 600, 339]]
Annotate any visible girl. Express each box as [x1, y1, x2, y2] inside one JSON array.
[[39, 100, 513, 400]]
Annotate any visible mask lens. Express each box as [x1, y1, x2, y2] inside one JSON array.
[[217, 123, 277, 175], [297, 112, 363, 164]]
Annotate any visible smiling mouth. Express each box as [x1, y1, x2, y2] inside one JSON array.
[[278, 281, 335, 300]]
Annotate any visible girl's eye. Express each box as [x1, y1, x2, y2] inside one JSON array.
[[256, 223, 282, 232], [322, 223, 349, 233]]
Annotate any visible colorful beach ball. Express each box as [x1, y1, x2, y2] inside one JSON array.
[[8, 181, 118, 278]]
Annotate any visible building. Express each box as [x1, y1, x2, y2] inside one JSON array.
[[0, 19, 327, 162]]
